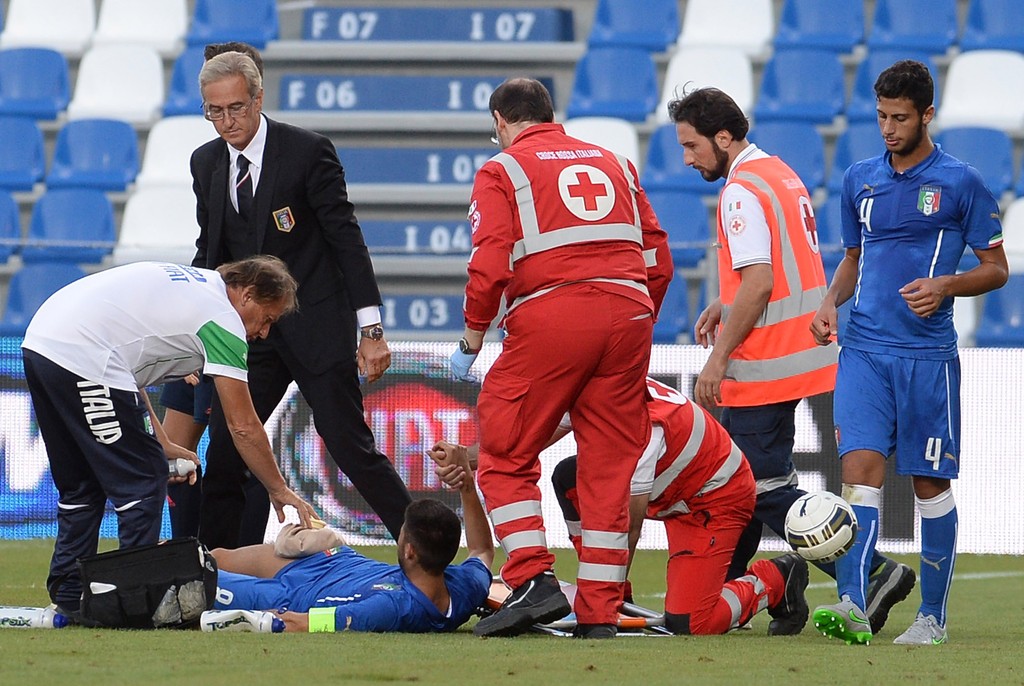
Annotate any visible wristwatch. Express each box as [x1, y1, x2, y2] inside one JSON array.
[[361, 324, 385, 341], [458, 337, 480, 355]]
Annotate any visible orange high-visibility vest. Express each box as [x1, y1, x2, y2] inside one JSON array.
[[716, 156, 837, 407]]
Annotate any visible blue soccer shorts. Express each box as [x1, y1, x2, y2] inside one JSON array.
[[833, 347, 961, 479]]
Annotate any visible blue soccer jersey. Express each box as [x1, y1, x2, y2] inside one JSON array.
[[840, 145, 1003, 359], [215, 547, 492, 633]]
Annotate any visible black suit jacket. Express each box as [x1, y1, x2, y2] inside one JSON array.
[[190, 116, 381, 373]]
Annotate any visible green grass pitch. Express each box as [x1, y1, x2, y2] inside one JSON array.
[[0, 540, 1021, 686]]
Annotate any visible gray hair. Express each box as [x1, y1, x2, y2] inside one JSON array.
[[199, 51, 262, 97]]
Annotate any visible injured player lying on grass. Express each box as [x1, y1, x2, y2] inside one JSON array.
[[201, 441, 493, 634]]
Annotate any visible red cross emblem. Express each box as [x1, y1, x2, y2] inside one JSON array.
[[567, 171, 608, 211]]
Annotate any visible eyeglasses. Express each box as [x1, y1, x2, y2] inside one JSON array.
[[203, 96, 256, 121], [489, 120, 500, 146]]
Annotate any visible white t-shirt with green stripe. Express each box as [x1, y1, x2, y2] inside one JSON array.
[[23, 262, 248, 391]]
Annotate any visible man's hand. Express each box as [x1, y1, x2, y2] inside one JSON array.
[[448, 349, 478, 382], [266, 486, 319, 529], [900, 276, 949, 318], [273, 610, 308, 633], [428, 440, 473, 490], [694, 299, 722, 348], [357, 337, 391, 384], [694, 354, 727, 408], [810, 301, 839, 346]]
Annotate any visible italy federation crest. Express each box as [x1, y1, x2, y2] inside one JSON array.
[[273, 206, 295, 232], [917, 185, 942, 216]]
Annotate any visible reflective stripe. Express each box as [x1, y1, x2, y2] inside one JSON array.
[[489, 500, 543, 527], [722, 285, 828, 329], [611, 151, 643, 236], [565, 520, 581, 537], [581, 529, 629, 551], [727, 344, 839, 383], [507, 277, 649, 313], [651, 405, 706, 500], [696, 443, 744, 496], [493, 152, 540, 238], [755, 470, 798, 495], [721, 587, 743, 627], [654, 500, 690, 518], [512, 223, 642, 262], [499, 530, 548, 555], [643, 247, 658, 267], [577, 562, 628, 583]]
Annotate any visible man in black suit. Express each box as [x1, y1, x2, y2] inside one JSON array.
[[191, 50, 412, 548]]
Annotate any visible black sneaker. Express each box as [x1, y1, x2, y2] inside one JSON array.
[[473, 571, 572, 637], [865, 557, 916, 634], [767, 553, 809, 636], [574, 623, 617, 639]]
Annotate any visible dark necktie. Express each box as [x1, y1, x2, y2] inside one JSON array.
[[236, 154, 253, 221]]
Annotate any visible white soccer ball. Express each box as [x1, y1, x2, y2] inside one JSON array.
[[784, 491, 859, 563]]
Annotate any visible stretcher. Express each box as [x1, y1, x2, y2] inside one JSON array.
[[483, 578, 672, 636]]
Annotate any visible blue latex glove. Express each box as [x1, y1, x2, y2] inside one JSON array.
[[449, 349, 479, 382]]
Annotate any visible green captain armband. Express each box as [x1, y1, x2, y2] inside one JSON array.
[[308, 607, 336, 633]]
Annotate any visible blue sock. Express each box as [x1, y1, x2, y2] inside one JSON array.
[[917, 490, 957, 627], [835, 484, 881, 611]]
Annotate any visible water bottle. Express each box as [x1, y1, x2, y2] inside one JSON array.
[[200, 609, 284, 633], [0, 606, 70, 629], [168, 458, 197, 477]]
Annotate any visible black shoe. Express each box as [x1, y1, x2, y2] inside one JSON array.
[[865, 557, 916, 634], [473, 571, 572, 637], [574, 623, 617, 639], [767, 553, 809, 636]]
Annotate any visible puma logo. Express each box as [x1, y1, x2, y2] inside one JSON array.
[[921, 556, 947, 571]]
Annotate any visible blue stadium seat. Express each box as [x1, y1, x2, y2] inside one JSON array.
[[961, 0, 1024, 52], [303, 6, 573, 42], [753, 48, 845, 124], [867, 0, 958, 54], [652, 273, 690, 344], [163, 46, 205, 117], [46, 119, 140, 191], [748, 122, 825, 191], [814, 195, 846, 279], [587, 0, 679, 51], [0, 116, 44, 191], [0, 47, 70, 119], [281, 75, 555, 113], [774, 0, 864, 53], [847, 50, 939, 122], [381, 293, 465, 334], [0, 262, 87, 336], [187, 0, 278, 48], [933, 127, 1014, 197], [640, 123, 724, 195], [361, 220, 472, 255], [828, 122, 885, 193], [645, 190, 711, 269], [336, 148, 494, 185], [24, 189, 116, 264], [0, 191, 20, 264], [565, 47, 658, 122], [975, 275, 1024, 347]]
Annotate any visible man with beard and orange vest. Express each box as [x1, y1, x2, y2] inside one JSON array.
[[668, 88, 913, 635], [448, 78, 672, 639]]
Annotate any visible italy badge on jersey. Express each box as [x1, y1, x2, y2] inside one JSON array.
[[917, 185, 942, 216]]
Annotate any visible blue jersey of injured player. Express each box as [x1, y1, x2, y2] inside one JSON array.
[[215, 547, 491, 633], [840, 144, 1003, 359]]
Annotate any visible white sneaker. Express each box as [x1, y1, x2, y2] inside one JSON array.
[[200, 610, 284, 633], [893, 613, 948, 645]]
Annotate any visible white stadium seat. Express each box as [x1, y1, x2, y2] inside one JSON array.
[[93, 0, 188, 57], [677, 0, 774, 58], [67, 46, 165, 125], [113, 186, 200, 266], [936, 50, 1024, 133], [0, 0, 95, 56], [136, 116, 216, 188], [655, 46, 754, 123], [562, 117, 641, 169]]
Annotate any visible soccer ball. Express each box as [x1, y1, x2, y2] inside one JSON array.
[[784, 491, 859, 563]]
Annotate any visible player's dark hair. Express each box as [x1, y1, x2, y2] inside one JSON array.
[[874, 59, 934, 115], [666, 87, 750, 141], [403, 499, 461, 575], [217, 255, 298, 314], [489, 77, 555, 125], [205, 41, 264, 77]]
